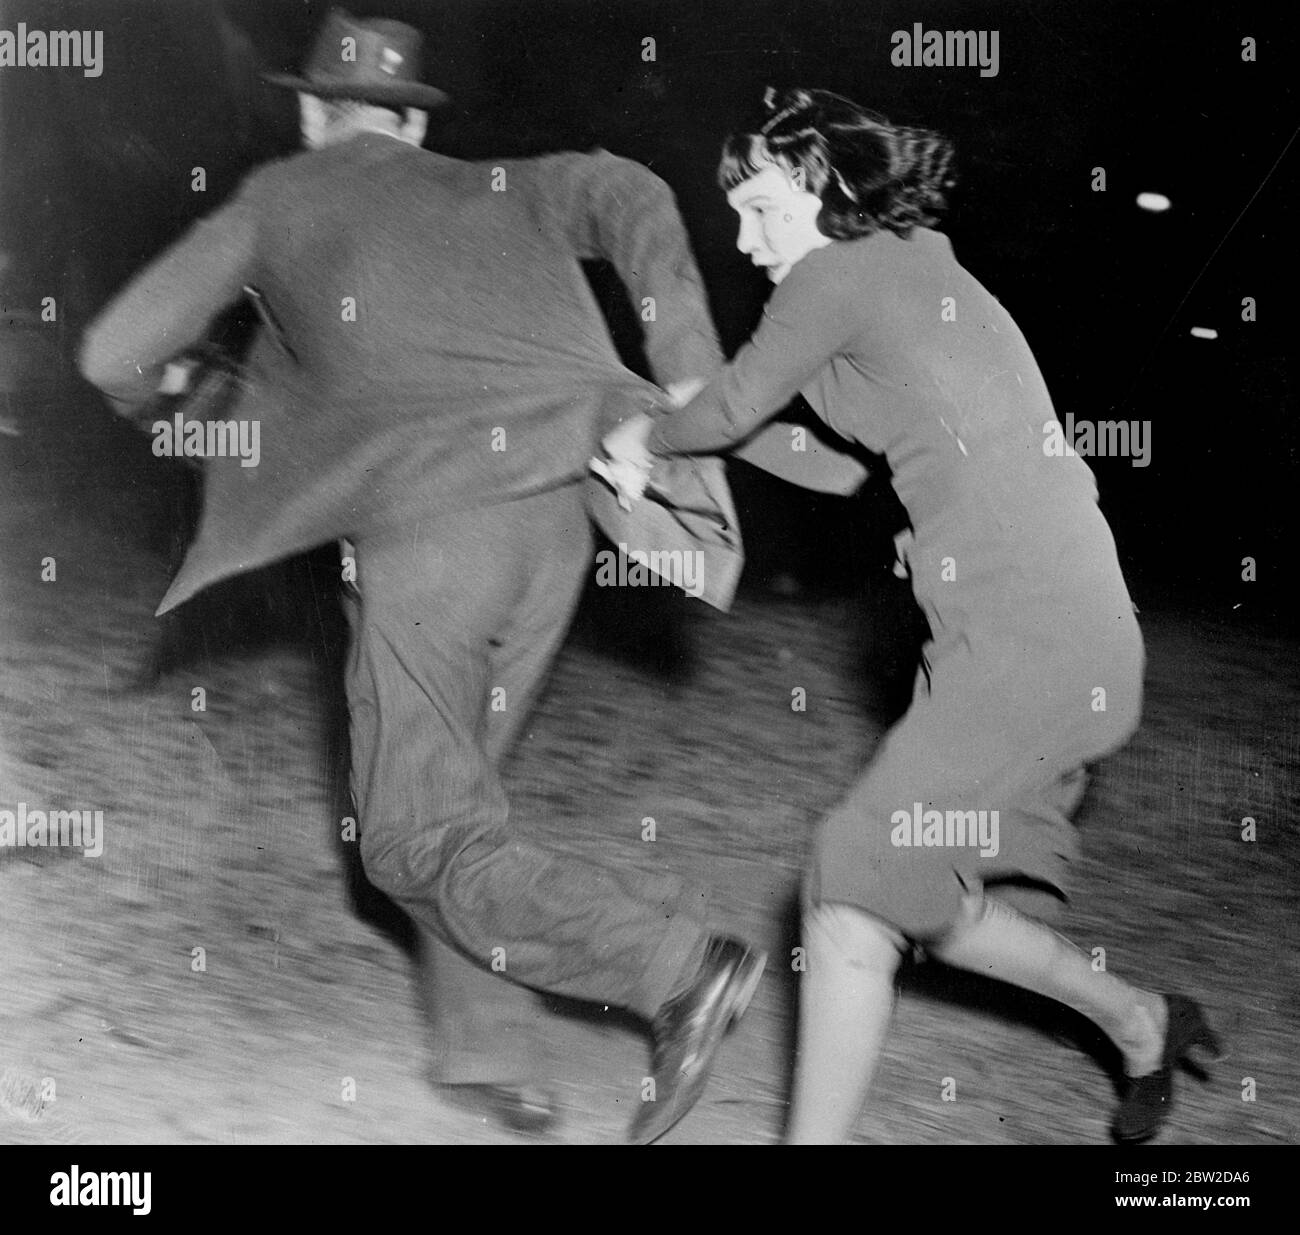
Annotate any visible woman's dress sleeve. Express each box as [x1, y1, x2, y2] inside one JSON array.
[[650, 254, 858, 456]]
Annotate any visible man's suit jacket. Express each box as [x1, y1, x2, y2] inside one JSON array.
[[80, 134, 725, 613]]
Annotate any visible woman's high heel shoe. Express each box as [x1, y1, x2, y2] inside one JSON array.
[[1112, 994, 1223, 1144]]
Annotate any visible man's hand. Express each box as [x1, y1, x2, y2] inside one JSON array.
[[593, 411, 656, 511], [603, 410, 655, 468], [158, 359, 198, 396]]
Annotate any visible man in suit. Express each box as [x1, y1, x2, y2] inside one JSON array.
[[79, 10, 765, 1143]]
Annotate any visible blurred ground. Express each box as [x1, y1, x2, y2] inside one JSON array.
[[1, 383, 1297, 1146]]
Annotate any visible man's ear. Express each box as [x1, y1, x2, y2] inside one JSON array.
[[401, 107, 429, 147]]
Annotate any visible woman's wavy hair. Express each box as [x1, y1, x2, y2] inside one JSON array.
[[719, 87, 957, 240]]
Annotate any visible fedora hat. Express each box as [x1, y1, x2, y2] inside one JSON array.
[[263, 9, 451, 110]]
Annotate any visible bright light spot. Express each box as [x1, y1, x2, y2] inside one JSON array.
[[1190, 326, 1219, 340], [1136, 192, 1172, 212]]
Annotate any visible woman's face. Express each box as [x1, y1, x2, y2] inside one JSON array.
[[727, 163, 831, 284]]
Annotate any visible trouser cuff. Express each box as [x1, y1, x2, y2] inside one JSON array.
[[635, 909, 710, 1019]]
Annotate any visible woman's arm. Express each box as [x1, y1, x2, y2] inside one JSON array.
[[731, 419, 871, 495], [649, 254, 859, 456]]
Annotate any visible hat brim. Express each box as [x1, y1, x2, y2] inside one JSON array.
[[262, 71, 451, 111]]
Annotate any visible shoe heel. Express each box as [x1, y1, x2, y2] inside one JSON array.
[[1193, 1023, 1225, 1060], [1180, 1025, 1224, 1078], [1168, 997, 1224, 1076]]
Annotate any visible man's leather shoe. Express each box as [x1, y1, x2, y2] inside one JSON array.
[[434, 1081, 561, 1137], [627, 935, 766, 1144]]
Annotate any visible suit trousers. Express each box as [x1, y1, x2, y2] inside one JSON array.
[[343, 482, 709, 1083]]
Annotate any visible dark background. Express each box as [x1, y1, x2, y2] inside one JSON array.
[[0, 2, 1296, 1154], [3, 0, 1294, 621]]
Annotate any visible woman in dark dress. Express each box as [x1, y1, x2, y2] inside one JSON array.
[[603, 88, 1220, 1143]]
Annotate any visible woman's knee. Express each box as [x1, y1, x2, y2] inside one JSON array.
[[803, 901, 908, 974]]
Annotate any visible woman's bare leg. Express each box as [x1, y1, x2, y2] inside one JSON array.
[[787, 903, 906, 1143], [928, 891, 1166, 1076]]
